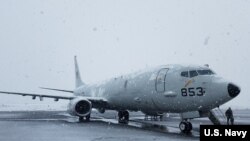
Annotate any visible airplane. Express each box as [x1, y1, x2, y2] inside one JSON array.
[[0, 56, 240, 133]]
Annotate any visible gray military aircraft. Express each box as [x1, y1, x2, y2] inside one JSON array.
[[0, 56, 240, 133]]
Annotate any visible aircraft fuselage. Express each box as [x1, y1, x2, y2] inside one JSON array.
[[74, 64, 239, 114]]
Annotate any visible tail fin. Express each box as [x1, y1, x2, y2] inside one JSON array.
[[74, 56, 84, 88]]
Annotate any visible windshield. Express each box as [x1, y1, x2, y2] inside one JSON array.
[[181, 69, 215, 78], [197, 69, 215, 75]]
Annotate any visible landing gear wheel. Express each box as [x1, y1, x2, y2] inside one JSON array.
[[79, 116, 84, 122], [179, 121, 192, 133], [79, 114, 91, 122], [118, 111, 129, 124], [179, 122, 187, 132], [85, 114, 91, 122], [187, 122, 192, 131]]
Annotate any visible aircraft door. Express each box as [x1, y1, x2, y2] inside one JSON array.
[[155, 68, 169, 93]]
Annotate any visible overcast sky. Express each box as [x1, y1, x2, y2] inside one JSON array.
[[0, 0, 249, 109]]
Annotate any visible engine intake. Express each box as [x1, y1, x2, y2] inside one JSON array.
[[68, 98, 92, 117]]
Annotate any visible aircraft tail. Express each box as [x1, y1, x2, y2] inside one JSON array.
[[74, 56, 85, 88]]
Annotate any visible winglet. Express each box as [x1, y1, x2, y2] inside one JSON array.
[[74, 56, 84, 88]]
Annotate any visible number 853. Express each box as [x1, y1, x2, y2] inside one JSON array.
[[181, 87, 205, 96]]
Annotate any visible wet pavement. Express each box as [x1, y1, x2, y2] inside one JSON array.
[[0, 110, 249, 141]]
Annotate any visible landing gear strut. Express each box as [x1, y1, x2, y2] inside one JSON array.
[[118, 111, 129, 124], [179, 121, 192, 133], [79, 114, 91, 122]]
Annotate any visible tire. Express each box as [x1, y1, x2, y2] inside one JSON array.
[[85, 114, 91, 122], [118, 111, 129, 124], [187, 122, 192, 131], [179, 121, 192, 133], [179, 121, 188, 132], [79, 116, 84, 122]]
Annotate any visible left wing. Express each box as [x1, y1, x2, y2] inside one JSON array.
[[0, 91, 74, 101]]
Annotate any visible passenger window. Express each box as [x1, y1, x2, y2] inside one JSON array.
[[181, 71, 189, 77], [189, 70, 198, 78]]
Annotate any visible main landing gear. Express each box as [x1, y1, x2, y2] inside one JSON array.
[[179, 120, 193, 133], [118, 111, 129, 124], [79, 114, 91, 122]]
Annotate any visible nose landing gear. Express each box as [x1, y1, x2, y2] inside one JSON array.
[[179, 121, 192, 133]]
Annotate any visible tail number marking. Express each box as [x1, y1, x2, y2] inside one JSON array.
[[181, 87, 205, 96]]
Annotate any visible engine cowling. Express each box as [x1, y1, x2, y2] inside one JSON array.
[[68, 98, 92, 117]]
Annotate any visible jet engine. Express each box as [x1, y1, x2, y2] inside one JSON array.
[[68, 98, 92, 117]]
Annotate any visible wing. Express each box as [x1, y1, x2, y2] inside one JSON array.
[[0, 91, 109, 108], [0, 91, 74, 101]]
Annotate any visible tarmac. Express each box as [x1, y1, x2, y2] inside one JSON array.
[[0, 109, 249, 141]]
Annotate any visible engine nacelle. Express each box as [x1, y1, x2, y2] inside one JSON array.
[[68, 98, 92, 117]]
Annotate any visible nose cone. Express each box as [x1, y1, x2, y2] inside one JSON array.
[[228, 83, 240, 98]]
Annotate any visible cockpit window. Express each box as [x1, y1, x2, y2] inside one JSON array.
[[197, 69, 214, 75], [181, 71, 189, 77], [189, 70, 198, 77]]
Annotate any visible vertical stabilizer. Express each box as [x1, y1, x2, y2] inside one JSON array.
[[74, 56, 84, 88]]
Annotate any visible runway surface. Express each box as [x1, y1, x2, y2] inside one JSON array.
[[0, 109, 249, 141]]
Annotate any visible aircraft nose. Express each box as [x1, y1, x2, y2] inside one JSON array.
[[228, 83, 240, 98]]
